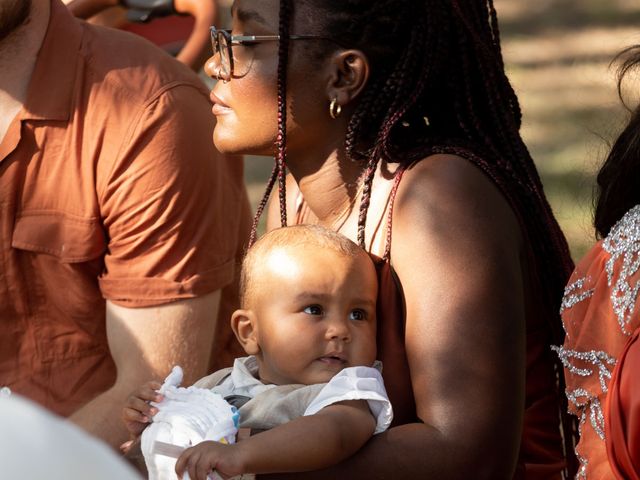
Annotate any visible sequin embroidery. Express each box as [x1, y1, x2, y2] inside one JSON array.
[[551, 346, 616, 393], [602, 204, 640, 335], [560, 276, 594, 315], [566, 387, 606, 441], [576, 452, 588, 480]]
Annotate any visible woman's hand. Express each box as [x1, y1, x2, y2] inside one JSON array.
[[175, 441, 245, 480]]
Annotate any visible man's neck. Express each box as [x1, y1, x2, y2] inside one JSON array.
[[0, 0, 50, 142], [0, 0, 50, 111]]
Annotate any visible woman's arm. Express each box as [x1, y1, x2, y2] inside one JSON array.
[[262, 154, 527, 479], [176, 400, 376, 479]]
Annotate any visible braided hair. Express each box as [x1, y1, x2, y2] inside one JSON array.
[[250, 1, 577, 474], [595, 45, 640, 237]]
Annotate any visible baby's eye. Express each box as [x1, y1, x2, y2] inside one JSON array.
[[349, 309, 367, 321], [303, 305, 324, 316]]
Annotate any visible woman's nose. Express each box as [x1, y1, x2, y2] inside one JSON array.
[[204, 55, 220, 79], [204, 53, 229, 82]]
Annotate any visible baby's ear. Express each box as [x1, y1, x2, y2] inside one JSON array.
[[230, 309, 260, 355]]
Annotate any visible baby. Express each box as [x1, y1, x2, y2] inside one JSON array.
[[123, 224, 392, 480]]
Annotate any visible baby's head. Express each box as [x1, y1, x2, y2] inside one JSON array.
[[231, 225, 378, 386]]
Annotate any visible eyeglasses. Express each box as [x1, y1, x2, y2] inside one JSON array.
[[210, 26, 340, 80]]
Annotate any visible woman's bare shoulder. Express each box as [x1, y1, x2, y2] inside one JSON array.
[[393, 153, 522, 250]]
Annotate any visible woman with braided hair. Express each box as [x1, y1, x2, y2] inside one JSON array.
[[205, 0, 577, 478]]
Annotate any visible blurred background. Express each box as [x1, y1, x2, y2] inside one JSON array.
[[223, 0, 640, 261], [497, 0, 640, 260]]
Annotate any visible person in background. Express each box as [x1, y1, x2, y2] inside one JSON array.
[[0, 0, 250, 450], [554, 45, 640, 479], [0, 394, 142, 480], [205, 0, 578, 478], [64, 0, 218, 70]]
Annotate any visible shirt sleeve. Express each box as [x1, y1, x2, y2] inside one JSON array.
[[303, 366, 393, 434], [97, 83, 245, 307]]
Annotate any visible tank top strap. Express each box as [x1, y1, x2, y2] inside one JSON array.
[[382, 165, 407, 261]]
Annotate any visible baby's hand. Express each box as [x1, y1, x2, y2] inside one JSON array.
[[121, 380, 163, 443], [175, 441, 245, 480]]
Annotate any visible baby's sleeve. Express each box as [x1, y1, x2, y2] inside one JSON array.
[[303, 366, 393, 434]]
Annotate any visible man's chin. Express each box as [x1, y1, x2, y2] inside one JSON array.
[[0, 0, 31, 43]]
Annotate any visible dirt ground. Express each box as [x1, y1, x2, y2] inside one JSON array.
[[238, 0, 640, 260]]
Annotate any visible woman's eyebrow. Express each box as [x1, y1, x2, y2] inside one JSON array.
[[233, 7, 269, 26]]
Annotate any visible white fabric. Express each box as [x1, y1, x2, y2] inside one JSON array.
[[215, 357, 392, 434], [142, 359, 393, 480], [0, 394, 141, 480], [303, 366, 393, 434], [210, 356, 277, 399], [142, 366, 238, 480]]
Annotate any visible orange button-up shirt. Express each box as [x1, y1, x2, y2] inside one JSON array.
[[0, 0, 249, 416]]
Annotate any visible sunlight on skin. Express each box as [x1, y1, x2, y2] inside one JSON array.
[[265, 247, 304, 280]]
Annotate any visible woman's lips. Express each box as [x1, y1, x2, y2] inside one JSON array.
[[210, 92, 232, 115]]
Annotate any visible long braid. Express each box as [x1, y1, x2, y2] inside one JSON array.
[[250, 0, 291, 237], [355, 155, 378, 248], [248, 163, 279, 247], [275, 0, 291, 228]]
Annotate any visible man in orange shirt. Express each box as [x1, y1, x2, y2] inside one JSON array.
[[0, 0, 249, 449]]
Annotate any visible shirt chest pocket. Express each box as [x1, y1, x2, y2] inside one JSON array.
[[11, 213, 108, 362], [12, 212, 106, 262]]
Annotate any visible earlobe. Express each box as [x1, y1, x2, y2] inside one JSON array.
[[230, 309, 260, 355], [326, 49, 370, 110]]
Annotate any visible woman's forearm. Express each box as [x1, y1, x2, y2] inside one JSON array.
[[259, 422, 516, 480]]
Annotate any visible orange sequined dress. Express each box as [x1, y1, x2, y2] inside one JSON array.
[[555, 204, 640, 479]]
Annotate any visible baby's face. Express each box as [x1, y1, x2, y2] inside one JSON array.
[[251, 245, 378, 385]]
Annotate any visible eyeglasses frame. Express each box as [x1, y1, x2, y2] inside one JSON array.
[[210, 26, 343, 79]]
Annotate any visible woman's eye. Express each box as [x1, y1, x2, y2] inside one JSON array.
[[303, 305, 323, 316], [349, 309, 366, 321]]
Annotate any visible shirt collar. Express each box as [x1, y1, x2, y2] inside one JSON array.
[[228, 356, 278, 398], [23, 0, 82, 121]]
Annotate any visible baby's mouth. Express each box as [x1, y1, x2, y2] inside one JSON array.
[[317, 354, 347, 366]]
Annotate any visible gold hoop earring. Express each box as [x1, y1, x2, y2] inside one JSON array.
[[329, 98, 342, 119]]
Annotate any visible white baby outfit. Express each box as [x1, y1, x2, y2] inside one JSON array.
[[143, 356, 393, 479]]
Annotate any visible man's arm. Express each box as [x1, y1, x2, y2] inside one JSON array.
[[65, 0, 217, 71], [70, 291, 220, 448], [176, 400, 376, 478], [173, 0, 218, 70], [64, 0, 119, 19]]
